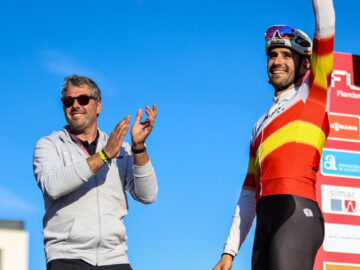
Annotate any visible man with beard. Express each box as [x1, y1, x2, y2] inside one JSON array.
[[33, 75, 158, 270], [213, 0, 335, 269]]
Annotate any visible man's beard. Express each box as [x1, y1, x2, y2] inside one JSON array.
[[268, 73, 295, 92], [268, 63, 304, 92]]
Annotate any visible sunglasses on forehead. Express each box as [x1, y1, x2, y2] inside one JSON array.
[[265, 25, 295, 40], [61, 94, 96, 108]]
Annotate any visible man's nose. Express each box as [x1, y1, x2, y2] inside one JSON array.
[[72, 98, 81, 108], [273, 55, 284, 65]]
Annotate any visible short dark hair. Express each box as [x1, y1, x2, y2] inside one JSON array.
[[62, 75, 101, 101]]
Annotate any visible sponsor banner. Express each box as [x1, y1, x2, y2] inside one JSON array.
[[315, 52, 360, 270], [324, 262, 360, 270], [321, 149, 360, 179], [330, 53, 360, 115], [321, 185, 360, 216], [329, 113, 360, 142], [323, 223, 360, 254]]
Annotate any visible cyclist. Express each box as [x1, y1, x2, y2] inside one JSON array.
[[213, 0, 335, 269]]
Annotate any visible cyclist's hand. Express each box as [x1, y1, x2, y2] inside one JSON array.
[[212, 254, 233, 270]]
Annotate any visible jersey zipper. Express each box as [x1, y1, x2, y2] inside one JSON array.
[[258, 128, 264, 197]]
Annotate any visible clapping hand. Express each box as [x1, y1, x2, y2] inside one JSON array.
[[103, 116, 131, 159], [131, 104, 157, 149]]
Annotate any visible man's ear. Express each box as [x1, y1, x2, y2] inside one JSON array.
[[303, 57, 311, 70], [96, 100, 102, 117]]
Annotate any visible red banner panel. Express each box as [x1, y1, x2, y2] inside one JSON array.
[[315, 52, 360, 269]]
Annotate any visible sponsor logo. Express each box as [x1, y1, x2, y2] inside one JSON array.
[[328, 113, 360, 142], [321, 149, 360, 179], [303, 208, 314, 217], [331, 199, 357, 213], [323, 154, 337, 171], [323, 223, 360, 254], [270, 40, 285, 45], [324, 262, 360, 270], [332, 70, 360, 91], [336, 89, 360, 100], [330, 69, 360, 115], [321, 185, 360, 216], [345, 200, 356, 213], [332, 122, 358, 132]]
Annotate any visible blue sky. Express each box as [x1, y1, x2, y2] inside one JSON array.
[[1, 0, 359, 269]]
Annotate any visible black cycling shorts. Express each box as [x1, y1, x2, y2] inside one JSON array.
[[252, 194, 324, 270]]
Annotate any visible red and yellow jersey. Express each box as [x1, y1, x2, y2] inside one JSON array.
[[223, 0, 335, 257], [243, 35, 334, 202]]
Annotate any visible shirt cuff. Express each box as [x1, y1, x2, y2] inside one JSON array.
[[223, 245, 237, 258]]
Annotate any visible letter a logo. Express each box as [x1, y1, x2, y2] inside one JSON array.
[[345, 200, 356, 213], [324, 155, 337, 171]]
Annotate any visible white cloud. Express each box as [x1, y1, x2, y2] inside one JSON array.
[[42, 49, 119, 95], [43, 49, 104, 80], [0, 186, 37, 213]]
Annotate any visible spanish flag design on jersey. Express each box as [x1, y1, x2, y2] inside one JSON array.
[[243, 35, 334, 202]]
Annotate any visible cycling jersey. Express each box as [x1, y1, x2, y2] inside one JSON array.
[[223, 0, 335, 258], [243, 31, 335, 202]]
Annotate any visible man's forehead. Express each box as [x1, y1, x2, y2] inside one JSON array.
[[268, 47, 292, 54], [268, 47, 301, 60]]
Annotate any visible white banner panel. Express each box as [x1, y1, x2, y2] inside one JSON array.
[[321, 185, 360, 216], [323, 223, 360, 254]]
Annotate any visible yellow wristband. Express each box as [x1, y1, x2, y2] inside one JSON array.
[[99, 150, 110, 164]]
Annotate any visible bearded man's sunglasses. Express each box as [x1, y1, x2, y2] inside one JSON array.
[[61, 94, 96, 108], [265, 25, 295, 39]]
